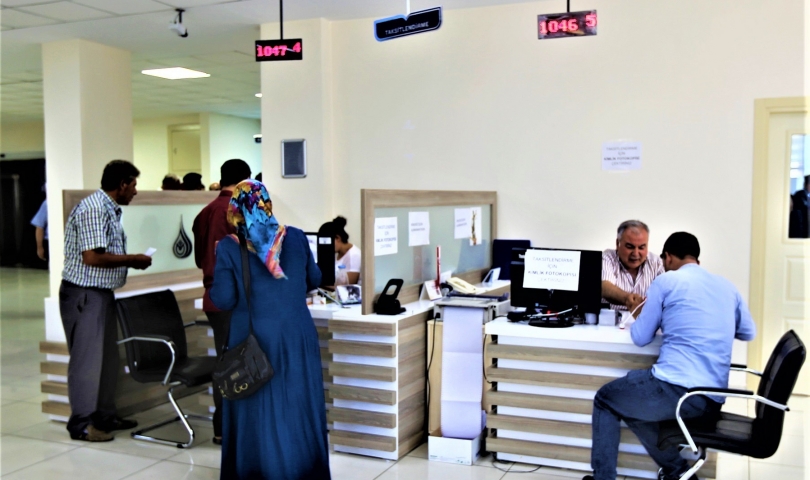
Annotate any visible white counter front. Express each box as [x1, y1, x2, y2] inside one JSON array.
[[483, 319, 716, 480]]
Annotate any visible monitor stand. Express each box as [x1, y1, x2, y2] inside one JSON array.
[[507, 304, 576, 327]]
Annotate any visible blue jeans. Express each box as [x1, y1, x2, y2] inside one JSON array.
[[590, 369, 720, 480]]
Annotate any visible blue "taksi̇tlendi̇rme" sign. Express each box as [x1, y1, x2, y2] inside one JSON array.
[[374, 7, 442, 42]]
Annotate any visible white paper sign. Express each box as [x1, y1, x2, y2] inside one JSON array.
[[602, 142, 642, 171], [454, 208, 471, 239], [374, 217, 398, 256], [469, 206, 482, 246], [408, 211, 430, 247], [523, 249, 581, 291]]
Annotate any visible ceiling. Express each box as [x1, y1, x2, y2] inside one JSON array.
[[0, 0, 540, 123]]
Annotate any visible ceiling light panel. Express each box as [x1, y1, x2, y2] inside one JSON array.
[[141, 67, 211, 80], [18, 2, 112, 21], [0, 9, 59, 28], [71, 0, 171, 15]]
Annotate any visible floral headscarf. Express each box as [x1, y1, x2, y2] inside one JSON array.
[[227, 180, 287, 279]]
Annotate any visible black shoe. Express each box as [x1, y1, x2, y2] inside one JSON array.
[[659, 469, 699, 480], [70, 425, 114, 442], [582, 476, 594, 480], [96, 417, 138, 432], [212, 437, 222, 445]]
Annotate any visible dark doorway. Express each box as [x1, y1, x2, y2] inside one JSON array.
[[0, 159, 46, 268]]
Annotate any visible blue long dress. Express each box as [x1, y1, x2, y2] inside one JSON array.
[[210, 227, 330, 480]]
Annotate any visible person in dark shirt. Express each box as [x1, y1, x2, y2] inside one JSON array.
[[182, 172, 205, 191], [192, 159, 252, 445]]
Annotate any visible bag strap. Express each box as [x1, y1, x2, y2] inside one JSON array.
[[238, 234, 254, 333]]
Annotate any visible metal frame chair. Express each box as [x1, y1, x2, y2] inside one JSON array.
[[657, 330, 806, 479], [116, 290, 217, 448]]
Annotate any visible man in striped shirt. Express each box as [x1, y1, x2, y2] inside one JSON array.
[[601, 220, 664, 312], [60, 160, 153, 442]]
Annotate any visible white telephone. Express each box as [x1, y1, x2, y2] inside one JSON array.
[[446, 277, 480, 294]]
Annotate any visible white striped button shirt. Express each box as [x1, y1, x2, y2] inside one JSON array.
[[62, 190, 128, 290], [602, 249, 664, 311]]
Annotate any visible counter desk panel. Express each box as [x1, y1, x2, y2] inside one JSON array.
[[484, 319, 717, 479]]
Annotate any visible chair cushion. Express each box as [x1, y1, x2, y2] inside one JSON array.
[[170, 356, 217, 387], [132, 356, 216, 388], [658, 411, 775, 459]]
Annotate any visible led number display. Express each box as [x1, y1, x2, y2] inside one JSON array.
[[537, 10, 597, 40], [255, 39, 303, 62]]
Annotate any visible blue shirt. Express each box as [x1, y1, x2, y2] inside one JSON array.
[[31, 200, 48, 239], [631, 264, 756, 401]]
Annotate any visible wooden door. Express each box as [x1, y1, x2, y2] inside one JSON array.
[[751, 98, 810, 395]]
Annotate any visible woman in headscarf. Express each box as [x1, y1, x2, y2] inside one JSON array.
[[210, 180, 329, 479]]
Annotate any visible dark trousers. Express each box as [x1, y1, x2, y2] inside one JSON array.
[[205, 309, 232, 438], [591, 369, 721, 480], [58, 281, 119, 436]]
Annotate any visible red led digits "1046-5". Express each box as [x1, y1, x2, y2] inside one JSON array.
[[537, 10, 597, 40]]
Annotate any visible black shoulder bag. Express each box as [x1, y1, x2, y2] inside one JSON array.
[[211, 234, 274, 400]]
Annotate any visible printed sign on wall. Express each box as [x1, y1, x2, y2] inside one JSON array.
[[602, 142, 642, 171], [523, 249, 581, 291]]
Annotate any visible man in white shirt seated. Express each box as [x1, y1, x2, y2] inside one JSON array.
[[584, 232, 756, 480], [602, 220, 664, 312]]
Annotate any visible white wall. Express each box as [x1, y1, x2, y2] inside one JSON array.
[[262, 0, 805, 296], [201, 112, 262, 186], [0, 120, 45, 158], [261, 18, 334, 232], [133, 114, 199, 190]]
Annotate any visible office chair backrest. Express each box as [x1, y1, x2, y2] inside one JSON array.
[[752, 330, 805, 456], [116, 290, 190, 383]]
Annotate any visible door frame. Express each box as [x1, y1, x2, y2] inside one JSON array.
[[749, 97, 809, 387]]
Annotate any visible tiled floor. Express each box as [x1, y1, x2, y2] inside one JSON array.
[[0, 267, 806, 479]]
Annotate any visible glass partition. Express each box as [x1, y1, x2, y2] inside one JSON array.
[[373, 205, 492, 292], [360, 189, 498, 314], [122, 204, 208, 276]]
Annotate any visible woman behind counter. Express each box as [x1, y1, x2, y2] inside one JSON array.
[[210, 180, 330, 480], [330, 216, 361, 285]]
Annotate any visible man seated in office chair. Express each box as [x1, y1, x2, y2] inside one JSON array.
[[601, 220, 664, 313], [584, 232, 756, 480]]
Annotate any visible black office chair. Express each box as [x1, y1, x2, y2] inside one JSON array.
[[657, 330, 806, 479], [116, 290, 217, 448]]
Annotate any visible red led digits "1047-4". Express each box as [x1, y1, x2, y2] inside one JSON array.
[[254, 39, 303, 62], [256, 42, 301, 57]]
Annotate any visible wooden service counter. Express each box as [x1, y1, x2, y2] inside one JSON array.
[[308, 301, 429, 460], [483, 319, 717, 480], [309, 281, 510, 461]]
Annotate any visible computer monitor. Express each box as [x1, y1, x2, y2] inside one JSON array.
[[305, 232, 319, 263], [315, 224, 336, 286], [510, 247, 602, 319]]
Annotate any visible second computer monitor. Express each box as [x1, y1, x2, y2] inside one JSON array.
[[510, 247, 602, 315]]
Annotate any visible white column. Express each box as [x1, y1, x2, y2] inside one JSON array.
[[260, 19, 334, 230], [42, 39, 133, 299]]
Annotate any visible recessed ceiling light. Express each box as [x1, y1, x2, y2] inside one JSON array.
[[255, 93, 263, 98], [141, 67, 210, 80]]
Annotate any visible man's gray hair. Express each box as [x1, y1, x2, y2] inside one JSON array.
[[617, 220, 649, 239]]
